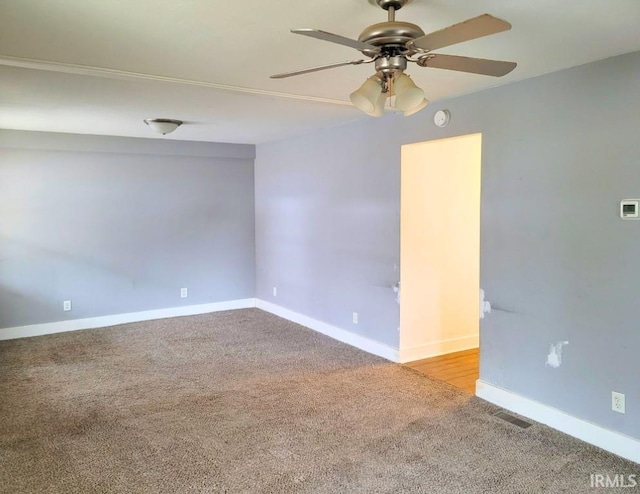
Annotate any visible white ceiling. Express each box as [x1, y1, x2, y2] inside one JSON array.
[[1, 0, 640, 144]]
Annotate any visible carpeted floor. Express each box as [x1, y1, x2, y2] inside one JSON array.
[[0, 309, 636, 493]]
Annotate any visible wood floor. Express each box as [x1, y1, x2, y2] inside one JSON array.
[[404, 348, 479, 394]]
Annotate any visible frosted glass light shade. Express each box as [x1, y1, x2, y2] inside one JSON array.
[[365, 91, 388, 117], [404, 98, 429, 116], [144, 118, 183, 135], [350, 77, 383, 114], [394, 73, 425, 112]]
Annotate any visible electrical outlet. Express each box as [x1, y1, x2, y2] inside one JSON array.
[[273, 287, 277, 297], [352, 312, 358, 324], [180, 288, 188, 298], [63, 300, 72, 312], [612, 391, 625, 414]]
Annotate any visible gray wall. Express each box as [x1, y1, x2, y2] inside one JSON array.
[[0, 131, 256, 329], [255, 50, 640, 440], [255, 125, 402, 347]]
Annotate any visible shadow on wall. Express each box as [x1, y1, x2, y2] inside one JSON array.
[[0, 236, 53, 328], [0, 231, 144, 329], [0, 285, 54, 329]]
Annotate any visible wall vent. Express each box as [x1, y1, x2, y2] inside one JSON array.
[[493, 411, 533, 429]]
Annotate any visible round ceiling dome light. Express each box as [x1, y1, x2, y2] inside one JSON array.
[[144, 118, 183, 135]]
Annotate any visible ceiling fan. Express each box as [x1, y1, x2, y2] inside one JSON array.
[[271, 0, 517, 117]]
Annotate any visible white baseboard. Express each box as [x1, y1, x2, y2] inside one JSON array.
[[476, 380, 640, 465], [398, 334, 479, 363], [0, 298, 257, 341], [255, 299, 399, 362]]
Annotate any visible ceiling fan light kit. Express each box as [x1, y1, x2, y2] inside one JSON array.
[[272, 0, 516, 118], [143, 118, 183, 135], [393, 73, 425, 111], [366, 90, 389, 117], [350, 76, 384, 113], [404, 98, 429, 117]]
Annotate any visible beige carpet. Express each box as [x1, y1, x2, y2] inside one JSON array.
[[0, 309, 636, 493]]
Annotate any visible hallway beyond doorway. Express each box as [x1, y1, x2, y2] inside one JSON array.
[[405, 348, 479, 394]]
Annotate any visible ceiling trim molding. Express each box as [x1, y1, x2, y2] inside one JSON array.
[[0, 129, 256, 159], [0, 55, 352, 107]]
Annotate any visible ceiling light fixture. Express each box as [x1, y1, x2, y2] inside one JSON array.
[[271, 0, 517, 118], [393, 73, 424, 112], [403, 98, 429, 117], [349, 71, 427, 117], [143, 118, 183, 135], [347, 56, 429, 117], [366, 90, 388, 117], [350, 76, 384, 114]]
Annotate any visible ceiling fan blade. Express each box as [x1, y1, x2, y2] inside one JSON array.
[[270, 60, 366, 79], [412, 14, 512, 52], [292, 29, 379, 52], [420, 54, 517, 77]]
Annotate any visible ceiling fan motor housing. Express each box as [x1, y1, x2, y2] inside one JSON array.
[[375, 55, 407, 74], [374, 0, 411, 10], [358, 21, 425, 53]]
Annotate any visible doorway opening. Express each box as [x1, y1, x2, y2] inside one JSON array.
[[399, 133, 482, 394]]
